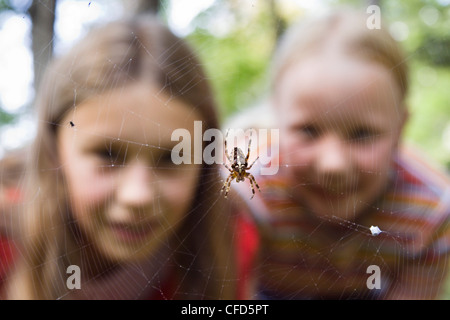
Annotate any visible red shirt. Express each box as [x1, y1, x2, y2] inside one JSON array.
[[0, 233, 16, 296]]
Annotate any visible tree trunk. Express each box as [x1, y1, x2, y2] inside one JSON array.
[[122, 0, 161, 15], [28, 0, 57, 93]]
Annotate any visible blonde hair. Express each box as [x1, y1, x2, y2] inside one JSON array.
[[9, 15, 238, 299], [272, 8, 409, 102]]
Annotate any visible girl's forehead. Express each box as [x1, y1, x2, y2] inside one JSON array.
[[277, 54, 403, 123], [281, 53, 393, 92], [66, 82, 204, 141]]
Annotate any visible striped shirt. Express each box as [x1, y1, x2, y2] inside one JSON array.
[[238, 145, 450, 299]]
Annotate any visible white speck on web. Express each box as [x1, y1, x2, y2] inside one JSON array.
[[370, 225, 382, 236]]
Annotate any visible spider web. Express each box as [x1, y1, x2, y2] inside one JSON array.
[[0, 0, 449, 304]]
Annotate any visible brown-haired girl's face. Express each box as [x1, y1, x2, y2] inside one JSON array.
[[274, 52, 407, 221], [57, 81, 204, 263]]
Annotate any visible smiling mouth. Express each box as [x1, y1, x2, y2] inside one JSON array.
[[109, 222, 155, 242], [307, 184, 356, 199]]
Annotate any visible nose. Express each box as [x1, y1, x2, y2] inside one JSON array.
[[315, 134, 350, 177], [116, 161, 155, 210]]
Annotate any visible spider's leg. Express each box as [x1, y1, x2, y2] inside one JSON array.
[[221, 174, 234, 198], [224, 163, 233, 173], [245, 129, 254, 163], [247, 174, 257, 200], [221, 175, 232, 192], [247, 156, 259, 170], [224, 129, 233, 164], [247, 173, 261, 199]]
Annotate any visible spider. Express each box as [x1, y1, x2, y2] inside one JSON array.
[[221, 129, 261, 199]]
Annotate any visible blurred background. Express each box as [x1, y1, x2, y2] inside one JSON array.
[[0, 0, 449, 170], [0, 0, 449, 300]]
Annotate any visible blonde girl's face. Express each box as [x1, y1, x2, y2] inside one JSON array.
[[275, 53, 406, 221], [57, 82, 203, 263]]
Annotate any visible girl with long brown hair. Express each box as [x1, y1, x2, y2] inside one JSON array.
[[2, 15, 253, 300]]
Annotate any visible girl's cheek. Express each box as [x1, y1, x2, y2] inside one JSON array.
[[281, 135, 311, 163], [69, 163, 116, 212], [281, 146, 312, 180], [354, 139, 396, 172], [161, 168, 201, 209]]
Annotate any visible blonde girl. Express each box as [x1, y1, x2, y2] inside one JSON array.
[[246, 8, 450, 299]]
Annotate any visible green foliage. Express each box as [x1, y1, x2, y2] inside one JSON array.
[[419, 34, 450, 66], [380, 0, 450, 169], [186, 1, 276, 121], [404, 61, 450, 169], [0, 0, 13, 11], [188, 30, 272, 121], [0, 0, 31, 12], [0, 107, 15, 124]]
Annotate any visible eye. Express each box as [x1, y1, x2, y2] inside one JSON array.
[[348, 128, 377, 143], [91, 141, 125, 166], [297, 125, 320, 140], [157, 150, 178, 168], [95, 148, 115, 159], [98, 150, 121, 167]]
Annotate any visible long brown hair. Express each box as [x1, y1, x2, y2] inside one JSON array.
[[8, 15, 237, 299]]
